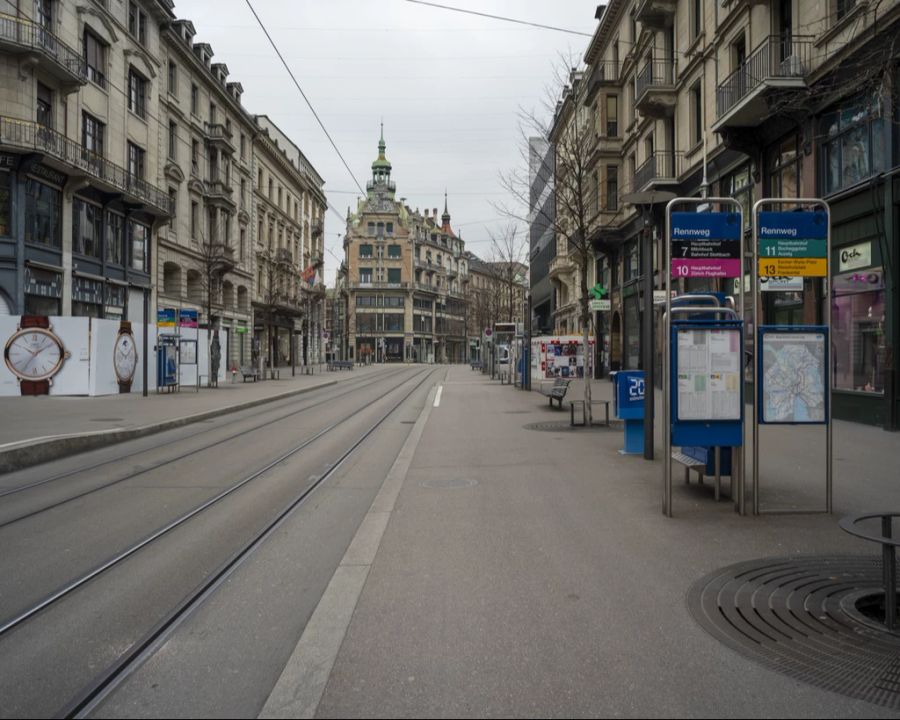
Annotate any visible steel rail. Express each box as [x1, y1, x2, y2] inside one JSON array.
[[0, 368, 431, 639], [61, 367, 437, 718]]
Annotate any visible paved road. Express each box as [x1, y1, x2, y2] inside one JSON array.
[[0, 365, 441, 718]]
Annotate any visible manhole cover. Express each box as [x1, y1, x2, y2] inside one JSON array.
[[689, 556, 900, 710], [420, 477, 478, 490], [90, 418, 123, 422], [523, 421, 576, 432]]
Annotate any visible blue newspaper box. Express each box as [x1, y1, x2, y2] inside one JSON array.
[[612, 370, 645, 455]]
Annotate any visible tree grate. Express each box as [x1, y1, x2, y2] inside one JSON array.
[[688, 556, 900, 710]]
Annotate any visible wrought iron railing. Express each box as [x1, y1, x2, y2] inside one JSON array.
[[0, 13, 86, 82], [716, 35, 813, 119], [0, 116, 173, 215], [633, 151, 683, 191], [635, 61, 674, 100]]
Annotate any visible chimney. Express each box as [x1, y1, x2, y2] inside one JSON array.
[[424, 209, 429, 219]]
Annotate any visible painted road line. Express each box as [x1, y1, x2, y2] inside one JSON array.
[[433, 385, 443, 407], [258, 383, 437, 720]]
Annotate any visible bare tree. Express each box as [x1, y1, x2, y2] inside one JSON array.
[[197, 229, 234, 386], [498, 58, 609, 425], [487, 223, 528, 323]]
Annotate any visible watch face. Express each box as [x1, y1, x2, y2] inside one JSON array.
[[114, 333, 138, 382], [5, 328, 65, 382]]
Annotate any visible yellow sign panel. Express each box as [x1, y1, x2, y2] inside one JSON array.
[[758, 258, 828, 278]]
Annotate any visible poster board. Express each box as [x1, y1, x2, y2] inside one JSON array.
[[676, 327, 742, 421], [758, 327, 828, 424]]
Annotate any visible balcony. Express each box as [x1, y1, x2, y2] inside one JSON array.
[[633, 151, 683, 192], [634, 0, 676, 29], [584, 61, 622, 104], [203, 177, 235, 207], [548, 255, 574, 281], [714, 35, 813, 130], [0, 14, 87, 89], [275, 248, 293, 265], [414, 282, 439, 294], [204, 123, 235, 153], [635, 61, 676, 118], [0, 116, 173, 216]]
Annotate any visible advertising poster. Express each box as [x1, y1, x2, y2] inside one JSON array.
[[760, 330, 827, 424], [676, 328, 742, 421]]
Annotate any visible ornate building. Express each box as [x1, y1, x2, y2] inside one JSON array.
[[343, 130, 468, 363]]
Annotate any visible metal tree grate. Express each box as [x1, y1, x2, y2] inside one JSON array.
[[688, 556, 900, 710]]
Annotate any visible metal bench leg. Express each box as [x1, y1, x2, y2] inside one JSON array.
[[684, 466, 690, 485], [715, 448, 721, 502], [698, 472, 704, 486]]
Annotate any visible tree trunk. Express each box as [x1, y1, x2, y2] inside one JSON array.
[[580, 258, 592, 427]]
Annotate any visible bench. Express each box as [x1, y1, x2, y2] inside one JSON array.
[[538, 378, 571, 408], [470, 361, 483, 371], [569, 399, 611, 427], [239, 366, 259, 382], [671, 446, 731, 501], [328, 360, 354, 371]]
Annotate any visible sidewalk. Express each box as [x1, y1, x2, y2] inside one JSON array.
[[310, 366, 899, 718], [0, 365, 395, 472]]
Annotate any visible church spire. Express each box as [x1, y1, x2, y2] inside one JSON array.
[[441, 190, 451, 230]]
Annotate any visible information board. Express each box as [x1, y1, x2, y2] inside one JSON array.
[[670, 212, 742, 278], [676, 328, 742, 421], [758, 211, 828, 278], [759, 328, 827, 424]]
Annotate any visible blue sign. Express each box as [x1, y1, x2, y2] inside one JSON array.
[[157, 335, 178, 387], [757, 211, 828, 240], [157, 308, 176, 328], [614, 371, 645, 420], [671, 212, 742, 239], [671, 212, 742, 279]]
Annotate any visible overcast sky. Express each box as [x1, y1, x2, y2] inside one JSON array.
[[176, 1, 597, 282]]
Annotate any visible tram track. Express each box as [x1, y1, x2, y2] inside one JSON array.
[[0, 367, 410, 527], [0, 367, 432, 645]]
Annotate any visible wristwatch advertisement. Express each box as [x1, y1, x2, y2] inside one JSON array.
[[113, 321, 138, 393], [3, 315, 69, 396]]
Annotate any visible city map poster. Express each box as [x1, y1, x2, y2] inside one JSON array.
[[676, 328, 742, 421], [760, 328, 828, 424]]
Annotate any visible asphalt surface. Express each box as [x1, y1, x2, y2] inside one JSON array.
[[0, 365, 439, 719]]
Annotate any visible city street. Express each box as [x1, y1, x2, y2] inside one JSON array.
[[0, 366, 897, 718]]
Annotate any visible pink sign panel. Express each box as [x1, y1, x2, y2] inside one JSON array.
[[671, 258, 742, 278]]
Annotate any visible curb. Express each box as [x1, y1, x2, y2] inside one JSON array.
[[0, 379, 338, 474]]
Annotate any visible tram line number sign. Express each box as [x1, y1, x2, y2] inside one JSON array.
[[758, 211, 828, 278], [670, 211, 742, 279]]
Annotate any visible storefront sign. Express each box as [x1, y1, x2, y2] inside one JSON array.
[[838, 241, 872, 272], [157, 308, 177, 328], [757, 211, 828, 277], [235, 326, 249, 334], [179, 309, 198, 328], [670, 211, 742, 278], [28, 163, 67, 187], [589, 299, 611, 312], [760, 276, 804, 292], [0, 153, 17, 170], [833, 268, 884, 294]]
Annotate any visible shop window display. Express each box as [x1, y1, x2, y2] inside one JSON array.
[[832, 268, 885, 394]]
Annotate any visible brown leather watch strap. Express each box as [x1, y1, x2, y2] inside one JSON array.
[[120, 321, 133, 334], [21, 315, 50, 329], [20, 379, 50, 396]]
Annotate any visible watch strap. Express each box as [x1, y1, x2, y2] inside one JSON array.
[[118, 379, 132, 394], [119, 321, 133, 335], [21, 315, 50, 329], [20, 379, 50, 396]]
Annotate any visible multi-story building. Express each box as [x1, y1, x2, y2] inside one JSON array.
[[567, 0, 900, 424], [252, 115, 326, 371], [344, 130, 468, 363], [466, 252, 528, 336], [528, 137, 556, 335], [0, 0, 174, 321], [156, 19, 255, 369]]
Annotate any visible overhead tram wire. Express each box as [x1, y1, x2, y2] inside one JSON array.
[[402, 0, 593, 37], [243, 0, 367, 198]]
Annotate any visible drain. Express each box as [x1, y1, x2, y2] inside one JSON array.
[[523, 421, 576, 432], [688, 556, 900, 710], [420, 477, 478, 490]]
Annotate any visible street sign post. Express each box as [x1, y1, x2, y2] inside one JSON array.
[[752, 201, 832, 515]]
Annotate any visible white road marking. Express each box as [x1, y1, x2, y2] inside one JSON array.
[[433, 385, 443, 407]]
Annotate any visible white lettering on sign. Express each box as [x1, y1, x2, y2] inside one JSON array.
[[760, 226, 799, 237], [628, 377, 645, 400], [672, 228, 711, 238]]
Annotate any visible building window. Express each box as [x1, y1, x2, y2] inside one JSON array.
[[84, 30, 107, 88], [359, 244, 373, 259], [168, 121, 177, 161], [191, 84, 199, 115], [106, 211, 124, 265], [367, 222, 375, 236], [606, 95, 618, 137], [723, 163, 753, 230], [191, 202, 198, 240], [240, 179, 246, 208], [359, 268, 373, 284], [36, 0, 52, 29], [690, 81, 702, 147], [127, 142, 145, 179], [692, 0, 702, 41], [240, 133, 246, 160], [837, 0, 856, 20], [128, 68, 147, 119], [820, 97, 885, 195], [82, 112, 104, 157], [832, 267, 884, 393], [384, 314, 403, 332], [72, 198, 103, 258], [240, 228, 246, 261], [606, 165, 618, 211], [128, 1, 147, 45], [768, 134, 801, 198], [0, 172, 10, 237], [209, 102, 217, 124], [24, 179, 61, 248], [623, 239, 639, 282], [387, 268, 401, 284], [37, 83, 53, 128], [168, 60, 177, 95], [129, 220, 149, 272], [386, 222, 394, 235], [388, 244, 401, 258]]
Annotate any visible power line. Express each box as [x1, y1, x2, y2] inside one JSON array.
[[243, 0, 367, 197], [403, 0, 593, 37]]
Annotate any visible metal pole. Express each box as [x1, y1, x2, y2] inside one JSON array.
[[752, 199, 761, 515], [826, 202, 833, 515], [884, 517, 896, 632], [142, 288, 149, 398], [642, 212, 655, 461], [664, 201, 673, 516]]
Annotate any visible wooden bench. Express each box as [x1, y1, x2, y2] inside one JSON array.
[[538, 378, 571, 408], [671, 446, 731, 501], [569, 399, 611, 427], [240, 366, 259, 382]]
